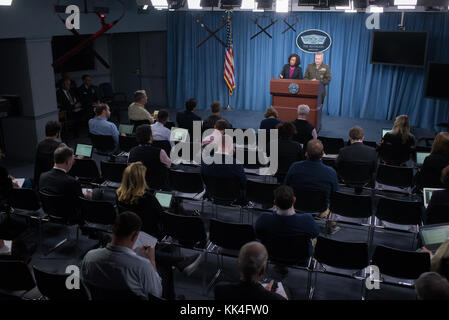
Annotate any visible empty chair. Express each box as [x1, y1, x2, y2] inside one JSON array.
[[130, 119, 151, 129], [79, 197, 117, 233], [318, 136, 345, 155], [330, 191, 373, 224], [100, 161, 127, 183], [9, 188, 40, 213], [202, 175, 242, 205], [119, 135, 138, 152], [337, 161, 374, 187], [375, 197, 423, 229], [168, 169, 204, 197], [262, 233, 312, 267], [152, 140, 172, 157], [32, 266, 90, 300], [246, 180, 279, 210], [69, 158, 100, 182], [163, 213, 208, 249], [85, 282, 144, 301], [375, 164, 414, 191], [371, 245, 430, 287], [90, 133, 116, 155], [0, 260, 36, 298], [294, 189, 328, 213], [98, 82, 128, 123], [310, 237, 369, 299]]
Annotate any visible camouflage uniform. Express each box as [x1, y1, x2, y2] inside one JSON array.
[[304, 63, 331, 103]]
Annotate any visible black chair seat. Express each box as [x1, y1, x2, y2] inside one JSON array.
[[330, 191, 373, 219]]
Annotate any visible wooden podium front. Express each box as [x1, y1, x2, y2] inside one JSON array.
[[270, 79, 323, 131]]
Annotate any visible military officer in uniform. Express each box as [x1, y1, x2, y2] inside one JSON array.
[[304, 52, 331, 104]]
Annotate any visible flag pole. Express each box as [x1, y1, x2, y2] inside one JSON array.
[[226, 90, 232, 110]]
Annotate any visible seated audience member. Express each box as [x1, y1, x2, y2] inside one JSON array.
[[88, 103, 120, 152], [151, 109, 174, 148], [425, 165, 449, 224], [176, 98, 202, 137], [128, 90, 154, 124], [57, 78, 83, 136], [202, 101, 232, 131], [81, 212, 163, 299], [419, 132, 449, 188], [39, 146, 87, 210], [292, 104, 317, 147], [259, 107, 282, 131], [214, 242, 286, 300], [336, 126, 377, 172], [202, 119, 232, 148], [415, 272, 449, 300], [378, 114, 415, 165], [116, 162, 202, 279], [276, 122, 304, 176], [201, 127, 246, 201], [128, 124, 171, 189], [285, 139, 339, 211], [77, 74, 99, 111], [255, 185, 319, 255], [34, 121, 62, 188], [421, 238, 449, 279]]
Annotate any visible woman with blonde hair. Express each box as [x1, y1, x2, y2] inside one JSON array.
[[420, 132, 449, 187], [379, 114, 416, 165]]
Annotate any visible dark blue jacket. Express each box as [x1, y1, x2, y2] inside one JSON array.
[[280, 64, 303, 80]]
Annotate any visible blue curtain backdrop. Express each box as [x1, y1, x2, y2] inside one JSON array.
[[167, 11, 449, 131]]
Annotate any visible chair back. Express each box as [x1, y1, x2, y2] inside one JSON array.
[[426, 204, 449, 225], [376, 197, 423, 226], [69, 158, 100, 181], [130, 119, 151, 129], [152, 140, 172, 156], [330, 191, 372, 219], [99, 82, 114, 100], [294, 189, 328, 213], [169, 169, 204, 194], [202, 175, 241, 203], [100, 161, 127, 183], [79, 197, 117, 225], [318, 136, 345, 155], [338, 161, 373, 186], [119, 135, 138, 152], [9, 188, 40, 211], [246, 180, 278, 208], [314, 236, 369, 270], [0, 260, 35, 292], [39, 191, 76, 223], [85, 282, 144, 300], [363, 141, 377, 148], [261, 233, 311, 266], [164, 213, 207, 248], [90, 134, 115, 153], [379, 142, 412, 165], [376, 164, 414, 188], [209, 219, 256, 251], [372, 245, 430, 279], [32, 266, 90, 300]]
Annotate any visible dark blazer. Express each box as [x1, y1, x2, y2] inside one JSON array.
[[215, 281, 285, 301], [56, 88, 79, 111], [201, 154, 247, 191], [77, 84, 99, 108], [176, 110, 202, 136], [118, 191, 164, 239], [292, 118, 315, 146], [39, 168, 83, 206], [128, 144, 168, 190], [280, 64, 303, 80], [425, 189, 449, 223], [34, 139, 62, 189], [277, 138, 304, 175], [378, 132, 415, 165], [419, 152, 449, 188], [336, 142, 377, 172]]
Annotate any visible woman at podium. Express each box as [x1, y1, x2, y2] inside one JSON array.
[[279, 54, 303, 80]]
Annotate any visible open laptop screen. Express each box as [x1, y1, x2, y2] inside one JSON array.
[[423, 187, 444, 208], [416, 152, 430, 166], [382, 129, 392, 138], [75, 144, 93, 158], [155, 192, 173, 210], [170, 127, 188, 143], [119, 124, 134, 135], [420, 224, 449, 251]]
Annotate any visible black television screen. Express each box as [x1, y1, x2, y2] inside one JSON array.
[[424, 62, 449, 99], [52, 35, 95, 73], [370, 30, 428, 67]]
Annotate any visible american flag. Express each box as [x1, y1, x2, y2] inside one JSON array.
[[224, 11, 235, 95]]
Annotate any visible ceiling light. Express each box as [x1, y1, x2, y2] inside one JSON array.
[[0, 0, 12, 5], [187, 0, 203, 8], [276, 0, 289, 12], [368, 5, 383, 12]]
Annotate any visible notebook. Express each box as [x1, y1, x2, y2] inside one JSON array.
[[423, 187, 444, 208], [155, 191, 174, 210], [75, 143, 93, 158], [170, 127, 188, 143], [119, 124, 134, 135], [420, 224, 449, 253]]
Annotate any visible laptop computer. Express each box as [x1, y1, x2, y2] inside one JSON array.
[[75, 144, 93, 158], [119, 124, 134, 135], [154, 191, 174, 210], [170, 127, 188, 143], [416, 151, 430, 166], [423, 187, 444, 208], [382, 128, 392, 138], [420, 223, 449, 252]]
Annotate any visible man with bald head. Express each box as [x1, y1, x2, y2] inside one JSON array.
[[214, 242, 285, 300], [285, 139, 338, 210]]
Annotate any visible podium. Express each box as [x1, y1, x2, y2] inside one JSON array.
[[270, 79, 323, 131]]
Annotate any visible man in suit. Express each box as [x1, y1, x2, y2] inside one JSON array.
[[176, 98, 202, 137], [214, 241, 286, 300], [77, 74, 100, 112], [304, 51, 331, 103], [57, 78, 84, 137], [292, 104, 317, 147], [279, 53, 303, 80], [336, 126, 377, 173], [202, 101, 232, 132], [39, 146, 89, 217], [34, 121, 62, 189]]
